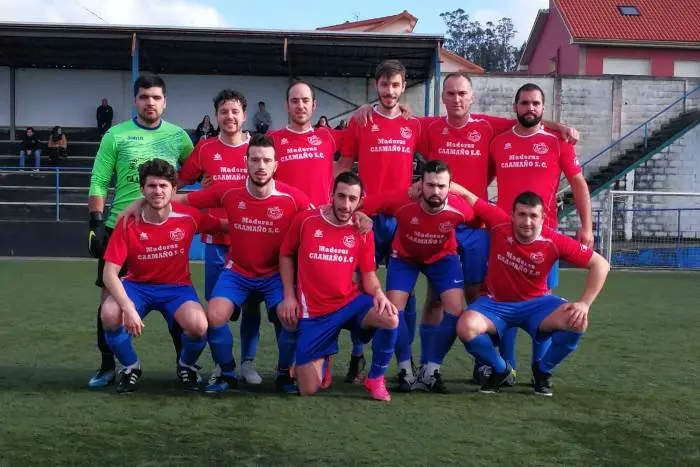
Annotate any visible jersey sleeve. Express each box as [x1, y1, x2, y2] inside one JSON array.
[[291, 187, 312, 211], [89, 131, 117, 197], [340, 118, 360, 160], [560, 140, 582, 179], [178, 129, 195, 164], [553, 232, 594, 267], [357, 231, 376, 273], [280, 211, 305, 257], [103, 218, 129, 266], [361, 190, 407, 217], [198, 211, 224, 235], [474, 113, 515, 135], [327, 128, 342, 153], [473, 199, 511, 228], [178, 140, 204, 185], [186, 184, 225, 209], [415, 117, 434, 157], [450, 195, 476, 223]]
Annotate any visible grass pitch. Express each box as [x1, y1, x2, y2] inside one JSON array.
[[0, 260, 698, 466]]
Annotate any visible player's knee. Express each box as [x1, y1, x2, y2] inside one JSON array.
[[384, 313, 399, 330], [207, 298, 232, 326], [457, 311, 482, 341], [570, 318, 588, 333], [297, 376, 320, 396], [100, 301, 121, 329], [188, 312, 208, 338]]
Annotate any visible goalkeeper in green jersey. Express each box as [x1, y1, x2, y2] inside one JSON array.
[[87, 73, 194, 389]]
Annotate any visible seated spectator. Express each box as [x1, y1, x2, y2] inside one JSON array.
[[253, 101, 272, 134], [315, 115, 330, 129], [195, 115, 217, 143], [47, 126, 68, 165], [19, 127, 42, 170]]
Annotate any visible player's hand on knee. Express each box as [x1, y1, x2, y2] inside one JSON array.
[[201, 175, 214, 188], [565, 302, 589, 330], [352, 211, 373, 234], [88, 211, 106, 258], [373, 292, 398, 317], [278, 296, 299, 330], [352, 104, 374, 126], [122, 302, 144, 336], [116, 199, 146, 230]]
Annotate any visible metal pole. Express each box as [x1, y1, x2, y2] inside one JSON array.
[[55, 167, 60, 222], [433, 44, 441, 116], [424, 79, 430, 117], [131, 33, 140, 119], [676, 208, 682, 268], [606, 190, 615, 265]]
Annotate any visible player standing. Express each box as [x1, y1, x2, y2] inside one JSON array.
[[101, 159, 224, 393], [449, 184, 608, 395], [338, 59, 422, 382], [178, 89, 264, 386], [278, 171, 399, 401], [87, 73, 194, 388], [490, 83, 593, 381], [361, 160, 475, 392]]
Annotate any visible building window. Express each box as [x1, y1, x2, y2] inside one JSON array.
[[618, 5, 640, 15]]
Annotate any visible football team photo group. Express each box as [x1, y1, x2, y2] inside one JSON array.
[[84, 58, 611, 402]]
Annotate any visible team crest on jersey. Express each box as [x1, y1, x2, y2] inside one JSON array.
[[533, 142, 549, 155], [400, 127, 413, 139], [581, 244, 589, 251], [238, 201, 247, 209], [139, 232, 148, 241], [506, 236, 514, 244], [441, 127, 449, 135], [504, 142, 512, 150], [267, 206, 283, 220], [438, 222, 454, 234], [170, 228, 185, 242], [280, 138, 289, 145], [307, 135, 323, 146], [213, 153, 222, 161], [314, 229, 323, 238], [530, 251, 545, 264], [342, 235, 356, 248], [410, 217, 419, 225], [468, 130, 481, 142], [371, 124, 380, 132]]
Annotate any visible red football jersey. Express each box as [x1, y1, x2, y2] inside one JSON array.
[[341, 109, 421, 196], [474, 199, 593, 301], [178, 136, 249, 246], [490, 127, 581, 229], [280, 209, 376, 318], [187, 180, 311, 278], [104, 202, 221, 285], [362, 191, 474, 265], [270, 127, 338, 207]]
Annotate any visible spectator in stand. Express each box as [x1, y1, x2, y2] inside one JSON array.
[[315, 115, 330, 129], [19, 127, 42, 170], [195, 115, 217, 143], [96, 98, 114, 138], [47, 126, 68, 165], [253, 101, 272, 134], [334, 119, 347, 130]]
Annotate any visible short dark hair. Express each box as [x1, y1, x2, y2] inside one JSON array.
[[134, 73, 166, 97], [213, 89, 247, 112], [422, 159, 451, 180], [247, 133, 276, 157], [25, 127, 34, 133], [514, 83, 545, 105], [286, 80, 316, 101], [333, 171, 364, 197], [375, 59, 406, 83], [139, 158, 177, 188], [513, 191, 544, 211], [442, 72, 473, 88], [258, 101, 265, 106]]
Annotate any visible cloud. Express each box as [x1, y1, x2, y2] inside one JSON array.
[[0, 0, 228, 27]]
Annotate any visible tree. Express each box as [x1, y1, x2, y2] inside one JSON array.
[[440, 9, 523, 72]]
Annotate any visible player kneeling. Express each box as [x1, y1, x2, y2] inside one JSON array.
[[101, 159, 225, 393], [278, 172, 399, 401], [450, 184, 609, 396]]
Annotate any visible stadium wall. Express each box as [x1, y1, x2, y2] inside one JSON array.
[[0, 67, 11, 127]]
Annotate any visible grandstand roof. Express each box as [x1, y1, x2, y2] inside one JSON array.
[[0, 22, 443, 79]]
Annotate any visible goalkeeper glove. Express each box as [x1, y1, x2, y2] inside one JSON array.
[[88, 211, 106, 258]]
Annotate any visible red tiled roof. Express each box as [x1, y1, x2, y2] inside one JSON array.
[[555, 0, 700, 44], [317, 10, 417, 31]]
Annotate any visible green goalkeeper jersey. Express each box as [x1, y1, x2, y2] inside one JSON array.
[[89, 118, 194, 228]]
